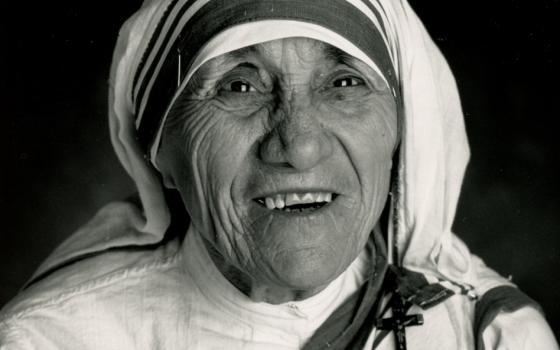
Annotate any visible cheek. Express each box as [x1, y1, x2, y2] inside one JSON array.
[[166, 100, 267, 236], [320, 94, 397, 209], [195, 108, 268, 202]]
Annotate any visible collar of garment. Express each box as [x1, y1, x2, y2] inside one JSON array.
[[180, 224, 374, 343]]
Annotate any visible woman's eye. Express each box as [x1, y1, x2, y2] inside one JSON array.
[[227, 81, 257, 93], [333, 77, 362, 88]]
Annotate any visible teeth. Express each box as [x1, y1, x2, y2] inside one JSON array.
[[302, 193, 314, 202], [285, 193, 301, 207], [275, 195, 285, 209], [265, 197, 275, 210], [261, 192, 335, 210]]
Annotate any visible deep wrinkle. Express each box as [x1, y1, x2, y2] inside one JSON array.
[[158, 37, 397, 304]]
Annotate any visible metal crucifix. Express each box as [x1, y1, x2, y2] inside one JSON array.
[[376, 294, 424, 350]]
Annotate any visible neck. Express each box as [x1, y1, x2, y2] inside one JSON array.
[[201, 238, 327, 304]]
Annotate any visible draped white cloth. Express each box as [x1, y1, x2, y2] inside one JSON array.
[[0, 0, 557, 349]]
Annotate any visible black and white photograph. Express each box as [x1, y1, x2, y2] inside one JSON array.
[[1, 0, 558, 348]]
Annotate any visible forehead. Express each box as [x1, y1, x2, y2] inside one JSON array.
[[237, 37, 329, 59], [209, 37, 355, 71]]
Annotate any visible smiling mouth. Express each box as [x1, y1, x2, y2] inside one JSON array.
[[254, 192, 339, 213]]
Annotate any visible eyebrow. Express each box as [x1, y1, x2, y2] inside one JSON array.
[[323, 45, 357, 66], [221, 45, 259, 65]]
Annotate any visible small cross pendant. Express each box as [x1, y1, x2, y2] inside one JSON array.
[[376, 294, 424, 350]]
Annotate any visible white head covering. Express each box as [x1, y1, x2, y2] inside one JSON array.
[[103, 0, 511, 295]]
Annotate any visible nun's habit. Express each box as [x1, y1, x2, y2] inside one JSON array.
[[0, 0, 557, 348]]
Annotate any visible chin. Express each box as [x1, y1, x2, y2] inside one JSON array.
[[267, 246, 347, 290]]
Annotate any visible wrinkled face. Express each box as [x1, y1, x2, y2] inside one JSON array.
[[159, 37, 397, 290]]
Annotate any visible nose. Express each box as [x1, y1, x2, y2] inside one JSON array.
[[259, 109, 332, 170]]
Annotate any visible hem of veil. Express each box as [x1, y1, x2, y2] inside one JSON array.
[[474, 285, 543, 350], [23, 190, 189, 291]]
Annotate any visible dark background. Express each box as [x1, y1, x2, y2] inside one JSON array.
[[1, 0, 558, 339]]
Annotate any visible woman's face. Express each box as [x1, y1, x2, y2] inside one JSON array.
[[159, 37, 397, 291]]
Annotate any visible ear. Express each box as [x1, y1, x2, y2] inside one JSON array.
[[158, 156, 178, 189], [161, 170, 177, 189], [155, 140, 178, 190]]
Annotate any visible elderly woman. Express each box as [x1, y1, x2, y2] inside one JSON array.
[[0, 0, 557, 349]]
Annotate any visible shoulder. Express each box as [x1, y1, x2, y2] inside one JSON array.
[[375, 267, 558, 349], [0, 200, 189, 348], [1, 238, 182, 318], [475, 286, 559, 350], [0, 246, 183, 348]]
